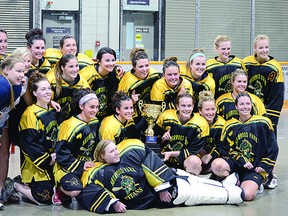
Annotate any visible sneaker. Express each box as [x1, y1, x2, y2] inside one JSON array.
[[222, 173, 240, 188], [264, 173, 277, 189], [5, 177, 20, 202], [3, 178, 16, 203], [0, 202, 3, 210], [257, 184, 264, 194], [52, 187, 62, 205]]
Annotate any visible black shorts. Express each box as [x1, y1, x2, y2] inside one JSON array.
[[60, 173, 83, 191], [223, 157, 265, 187], [30, 179, 54, 205]]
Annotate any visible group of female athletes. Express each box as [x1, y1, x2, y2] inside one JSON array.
[[0, 27, 283, 213]]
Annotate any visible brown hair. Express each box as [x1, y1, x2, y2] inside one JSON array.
[[185, 48, 205, 70], [130, 48, 148, 68]]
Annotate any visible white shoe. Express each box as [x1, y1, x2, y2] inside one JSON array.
[[257, 184, 264, 194], [264, 174, 277, 189], [0, 202, 4, 210]]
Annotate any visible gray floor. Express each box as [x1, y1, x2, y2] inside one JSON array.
[[1, 110, 288, 216]]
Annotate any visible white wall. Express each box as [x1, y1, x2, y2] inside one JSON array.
[[80, 0, 120, 58]]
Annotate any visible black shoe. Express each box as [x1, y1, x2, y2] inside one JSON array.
[[3, 178, 16, 203], [264, 174, 277, 189]]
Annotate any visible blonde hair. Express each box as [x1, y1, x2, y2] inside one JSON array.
[[186, 48, 205, 70], [0, 55, 25, 108], [93, 140, 114, 163], [11, 47, 32, 60], [214, 35, 231, 49], [230, 68, 247, 84], [198, 90, 215, 110], [254, 34, 270, 48]]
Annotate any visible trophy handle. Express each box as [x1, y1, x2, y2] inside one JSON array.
[[138, 100, 144, 113]]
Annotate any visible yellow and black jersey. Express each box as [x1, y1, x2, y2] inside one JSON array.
[[44, 48, 94, 70], [44, 48, 62, 68], [19, 104, 58, 183], [150, 77, 193, 110], [27, 57, 51, 76], [80, 139, 175, 213], [206, 55, 245, 99], [180, 65, 215, 111], [216, 92, 266, 121], [155, 110, 209, 167], [243, 55, 284, 125], [46, 72, 91, 121], [203, 115, 226, 159], [80, 63, 119, 120], [56, 116, 100, 177], [99, 115, 138, 144], [220, 115, 278, 173], [118, 67, 161, 121]]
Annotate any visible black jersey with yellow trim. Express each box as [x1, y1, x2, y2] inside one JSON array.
[[243, 55, 284, 125], [220, 115, 278, 173], [156, 110, 209, 166], [80, 139, 176, 213], [56, 116, 99, 176], [80, 63, 119, 119], [19, 104, 58, 183], [206, 55, 244, 99], [27, 57, 51, 76]]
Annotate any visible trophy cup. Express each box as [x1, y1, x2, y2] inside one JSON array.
[[138, 100, 166, 144]]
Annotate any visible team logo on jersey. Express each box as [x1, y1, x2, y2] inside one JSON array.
[[112, 175, 139, 195], [219, 80, 233, 93], [248, 80, 263, 99], [37, 189, 51, 200], [237, 138, 254, 161]]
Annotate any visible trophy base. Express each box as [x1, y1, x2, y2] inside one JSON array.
[[146, 136, 157, 144]]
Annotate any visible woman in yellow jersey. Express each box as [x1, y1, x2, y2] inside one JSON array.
[[216, 69, 266, 121], [151, 57, 193, 110], [180, 49, 215, 111], [46, 53, 90, 122], [206, 35, 245, 99], [118, 48, 161, 122]]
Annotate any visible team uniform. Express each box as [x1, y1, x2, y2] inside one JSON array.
[[200, 115, 226, 172], [18, 104, 59, 204], [219, 115, 279, 186], [26, 57, 52, 76], [180, 65, 215, 111], [243, 55, 284, 126], [150, 77, 193, 110], [78, 139, 244, 214], [155, 110, 209, 169], [206, 55, 245, 99], [216, 92, 266, 121], [44, 48, 94, 70], [99, 115, 140, 144], [54, 116, 99, 192], [46, 71, 90, 121], [118, 67, 161, 122], [79, 63, 120, 121]]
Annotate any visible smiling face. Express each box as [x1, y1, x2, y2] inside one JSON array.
[[61, 58, 79, 82], [199, 100, 216, 124], [98, 53, 116, 74], [176, 96, 193, 122], [133, 58, 149, 80], [23, 54, 32, 74], [0, 32, 7, 55], [61, 38, 77, 55], [190, 56, 206, 80], [29, 39, 45, 63], [79, 98, 99, 122], [215, 40, 231, 63], [236, 95, 252, 120], [116, 99, 134, 123], [164, 66, 180, 88], [4, 62, 26, 85], [254, 39, 269, 63], [101, 142, 120, 164], [33, 80, 52, 108], [232, 74, 247, 94]]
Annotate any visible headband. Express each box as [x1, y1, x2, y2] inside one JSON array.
[[189, 52, 205, 62], [79, 93, 98, 105]]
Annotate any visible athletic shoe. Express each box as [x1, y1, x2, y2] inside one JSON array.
[[222, 173, 239, 188], [3, 178, 16, 203], [52, 187, 62, 205], [5, 177, 20, 202], [264, 173, 278, 189], [257, 184, 264, 194], [0, 202, 3, 210]]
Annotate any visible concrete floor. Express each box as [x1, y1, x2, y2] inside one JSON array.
[[1, 110, 288, 216]]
